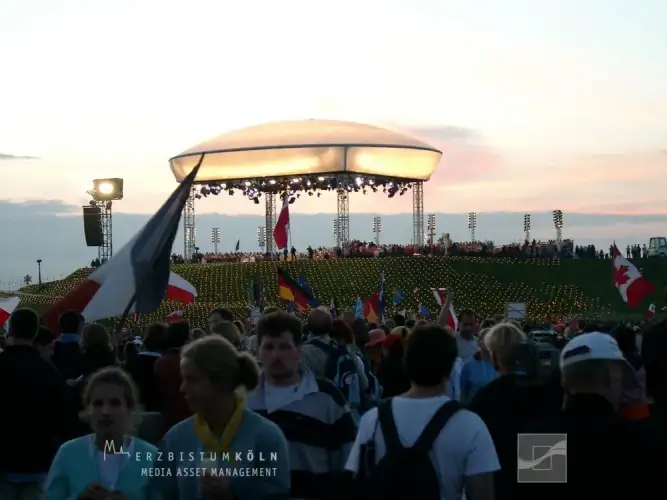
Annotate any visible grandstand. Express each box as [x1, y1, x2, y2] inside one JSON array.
[[5, 256, 667, 327]]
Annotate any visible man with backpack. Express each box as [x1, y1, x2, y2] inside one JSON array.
[[345, 323, 499, 500]]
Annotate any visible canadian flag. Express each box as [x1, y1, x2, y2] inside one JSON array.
[[612, 244, 655, 309], [273, 193, 290, 250], [646, 303, 656, 320], [431, 287, 458, 330], [0, 296, 20, 324], [166, 310, 185, 323]]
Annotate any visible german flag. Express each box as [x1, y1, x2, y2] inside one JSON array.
[[277, 268, 315, 310]]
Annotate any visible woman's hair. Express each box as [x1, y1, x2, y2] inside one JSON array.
[[391, 326, 410, 340], [484, 322, 527, 369], [211, 321, 242, 349], [81, 366, 141, 413], [34, 325, 56, 347], [142, 322, 167, 352], [331, 319, 355, 345], [81, 323, 113, 353], [181, 336, 259, 392]]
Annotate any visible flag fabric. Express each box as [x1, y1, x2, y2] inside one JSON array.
[[431, 287, 458, 330], [0, 296, 20, 324], [612, 244, 655, 308], [41, 159, 202, 331], [277, 268, 316, 311], [364, 292, 381, 324], [379, 272, 386, 322], [354, 296, 363, 319], [235, 239, 240, 252], [165, 310, 184, 323], [646, 303, 656, 320], [273, 194, 290, 250], [287, 301, 296, 313], [297, 274, 321, 307], [330, 297, 337, 318], [392, 287, 405, 304], [413, 287, 420, 296], [418, 302, 431, 318], [166, 273, 197, 304]]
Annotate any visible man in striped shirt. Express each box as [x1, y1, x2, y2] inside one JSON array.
[[247, 311, 357, 500]]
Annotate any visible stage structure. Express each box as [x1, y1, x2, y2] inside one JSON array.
[[169, 120, 442, 255], [86, 178, 124, 263]]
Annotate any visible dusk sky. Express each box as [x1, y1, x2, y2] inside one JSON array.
[[1, 0, 666, 219]]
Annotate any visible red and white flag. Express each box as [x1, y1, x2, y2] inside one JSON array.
[[431, 287, 458, 330], [646, 303, 656, 320], [166, 310, 184, 323], [273, 193, 290, 250], [0, 296, 20, 324], [612, 244, 655, 309], [42, 160, 201, 332]]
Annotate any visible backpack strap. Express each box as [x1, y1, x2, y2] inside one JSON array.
[[412, 401, 462, 453], [377, 399, 402, 453]]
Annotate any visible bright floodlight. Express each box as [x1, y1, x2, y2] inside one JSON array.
[[98, 183, 114, 194], [90, 178, 124, 201]]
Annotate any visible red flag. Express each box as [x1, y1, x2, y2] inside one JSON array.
[[431, 287, 458, 330], [612, 245, 655, 309], [0, 297, 19, 324], [166, 310, 184, 323], [273, 194, 290, 250], [364, 292, 380, 324]]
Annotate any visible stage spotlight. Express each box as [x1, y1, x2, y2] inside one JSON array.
[[89, 178, 124, 201]]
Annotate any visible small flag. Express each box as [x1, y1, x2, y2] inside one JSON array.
[[392, 287, 405, 304], [611, 244, 655, 309], [418, 303, 431, 318], [166, 310, 184, 323], [277, 268, 317, 310], [0, 296, 20, 324], [235, 239, 240, 252]]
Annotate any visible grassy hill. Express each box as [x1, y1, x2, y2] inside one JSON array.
[[4, 257, 666, 328]]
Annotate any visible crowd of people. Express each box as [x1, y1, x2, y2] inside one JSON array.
[[0, 298, 666, 500]]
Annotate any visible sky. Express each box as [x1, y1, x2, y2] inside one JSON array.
[[1, 0, 666, 282]]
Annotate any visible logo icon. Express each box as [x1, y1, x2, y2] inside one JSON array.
[[517, 433, 567, 483], [103, 440, 131, 460]]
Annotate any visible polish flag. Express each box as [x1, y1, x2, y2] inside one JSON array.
[[612, 245, 655, 309], [646, 303, 656, 320], [0, 296, 20, 324], [273, 194, 290, 250], [41, 159, 202, 332], [166, 310, 185, 323], [166, 273, 197, 304], [431, 287, 458, 330]]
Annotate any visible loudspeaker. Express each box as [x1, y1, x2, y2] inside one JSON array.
[[82, 206, 103, 247]]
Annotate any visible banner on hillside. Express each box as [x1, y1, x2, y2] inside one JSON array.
[[506, 302, 526, 320]]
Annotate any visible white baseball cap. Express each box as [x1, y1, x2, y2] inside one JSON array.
[[560, 332, 627, 369]]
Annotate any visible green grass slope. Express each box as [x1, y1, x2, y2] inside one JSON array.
[[3, 257, 666, 328]]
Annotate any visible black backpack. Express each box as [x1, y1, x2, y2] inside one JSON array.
[[358, 398, 462, 500]]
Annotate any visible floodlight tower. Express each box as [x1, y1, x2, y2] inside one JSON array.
[[257, 226, 266, 251], [87, 178, 123, 263], [333, 219, 339, 246], [427, 214, 436, 249], [523, 213, 531, 242], [468, 212, 477, 242], [552, 209, 564, 251], [211, 228, 220, 253], [372, 216, 382, 245]]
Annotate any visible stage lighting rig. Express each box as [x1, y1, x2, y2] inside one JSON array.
[[87, 178, 124, 201], [467, 212, 477, 242]]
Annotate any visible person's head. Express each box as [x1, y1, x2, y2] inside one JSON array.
[[404, 323, 458, 388], [306, 308, 332, 337], [560, 332, 633, 407], [211, 321, 242, 350], [164, 321, 190, 350], [191, 328, 207, 340], [351, 318, 369, 346], [233, 320, 246, 336], [208, 308, 234, 331], [34, 326, 56, 361], [615, 326, 638, 357], [180, 336, 259, 413], [59, 310, 83, 335], [458, 309, 477, 337], [365, 329, 386, 355], [484, 322, 527, 373], [393, 313, 406, 327], [8, 307, 39, 343], [262, 306, 280, 315], [331, 319, 355, 346], [257, 311, 302, 383], [382, 333, 405, 359], [342, 310, 355, 326], [142, 322, 167, 352], [475, 328, 491, 360], [391, 326, 410, 340], [81, 323, 113, 354], [82, 366, 140, 439]]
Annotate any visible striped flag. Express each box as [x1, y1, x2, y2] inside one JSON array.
[[273, 193, 290, 250], [42, 158, 202, 330], [0, 296, 19, 325], [431, 287, 458, 330]]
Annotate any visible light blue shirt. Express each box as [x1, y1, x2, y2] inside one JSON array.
[[460, 357, 498, 404]]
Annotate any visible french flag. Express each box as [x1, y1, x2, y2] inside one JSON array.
[[0, 296, 20, 325], [273, 193, 290, 250], [42, 158, 202, 332], [431, 287, 458, 330]]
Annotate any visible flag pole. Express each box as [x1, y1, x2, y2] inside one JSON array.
[[115, 155, 204, 336]]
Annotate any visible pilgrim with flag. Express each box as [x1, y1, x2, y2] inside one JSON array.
[[42, 157, 203, 332]]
